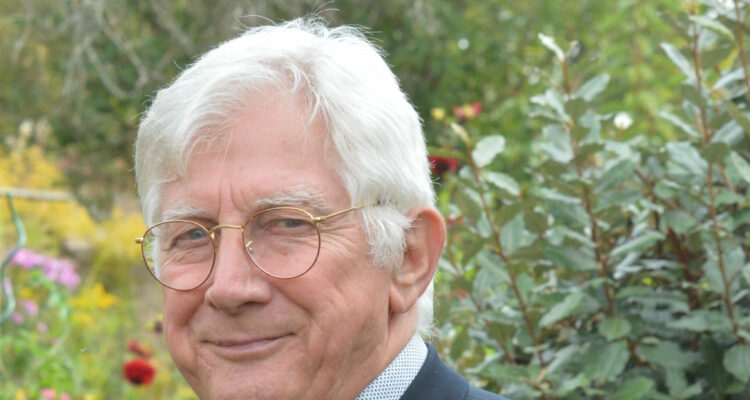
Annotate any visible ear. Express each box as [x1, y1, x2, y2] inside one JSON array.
[[389, 206, 446, 315]]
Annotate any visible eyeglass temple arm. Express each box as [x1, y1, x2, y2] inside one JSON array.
[[313, 200, 381, 223]]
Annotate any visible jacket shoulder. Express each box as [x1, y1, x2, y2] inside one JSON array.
[[401, 343, 507, 400]]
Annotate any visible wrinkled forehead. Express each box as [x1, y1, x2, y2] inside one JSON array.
[[152, 94, 341, 221]]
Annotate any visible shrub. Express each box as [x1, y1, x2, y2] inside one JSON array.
[[433, 3, 750, 398]]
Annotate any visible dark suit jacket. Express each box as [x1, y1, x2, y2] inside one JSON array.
[[400, 343, 507, 400]]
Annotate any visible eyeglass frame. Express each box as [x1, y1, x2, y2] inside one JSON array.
[[135, 200, 380, 291]]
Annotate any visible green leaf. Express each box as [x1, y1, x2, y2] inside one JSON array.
[[617, 287, 690, 313], [523, 211, 547, 235], [713, 120, 744, 145], [700, 141, 730, 164], [540, 291, 596, 327], [533, 187, 580, 204], [599, 317, 631, 341], [659, 111, 699, 138], [539, 124, 573, 163], [681, 83, 706, 109], [703, 247, 744, 295], [538, 33, 565, 61], [612, 377, 654, 400], [450, 328, 471, 360], [543, 243, 597, 271], [702, 337, 732, 393], [663, 210, 697, 234], [701, 43, 734, 70], [660, 43, 696, 81], [500, 214, 524, 254], [483, 171, 520, 197], [724, 101, 750, 141], [472, 135, 506, 167], [454, 187, 482, 221], [666, 141, 707, 175], [714, 68, 745, 90], [723, 345, 750, 383], [575, 73, 610, 102], [668, 310, 733, 332], [610, 231, 664, 257], [583, 341, 629, 380], [639, 340, 700, 370], [729, 151, 750, 184], [474, 253, 509, 297], [566, 97, 588, 119], [665, 368, 702, 399], [689, 15, 734, 40], [595, 159, 635, 193]]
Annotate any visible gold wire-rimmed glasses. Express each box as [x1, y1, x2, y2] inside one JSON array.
[[135, 201, 378, 291]]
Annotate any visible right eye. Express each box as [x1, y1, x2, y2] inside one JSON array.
[[170, 225, 210, 249]]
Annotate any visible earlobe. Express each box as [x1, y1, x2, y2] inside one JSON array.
[[389, 207, 446, 315]]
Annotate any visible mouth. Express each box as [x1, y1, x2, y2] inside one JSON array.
[[205, 334, 291, 360]]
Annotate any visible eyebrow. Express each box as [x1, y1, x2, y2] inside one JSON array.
[[160, 203, 213, 221], [252, 188, 331, 212], [158, 187, 338, 222]]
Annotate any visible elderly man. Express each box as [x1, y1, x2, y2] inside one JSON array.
[[134, 18, 504, 400]]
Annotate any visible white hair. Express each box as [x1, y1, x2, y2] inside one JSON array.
[[134, 17, 436, 334]]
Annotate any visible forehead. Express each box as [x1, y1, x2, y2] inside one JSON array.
[[158, 95, 346, 219]]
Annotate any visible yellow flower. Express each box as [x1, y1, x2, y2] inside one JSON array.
[[431, 108, 446, 121], [71, 283, 121, 310], [15, 389, 27, 400], [641, 277, 653, 286], [72, 310, 95, 328]]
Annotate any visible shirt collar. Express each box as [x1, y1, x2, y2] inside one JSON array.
[[355, 333, 428, 400]]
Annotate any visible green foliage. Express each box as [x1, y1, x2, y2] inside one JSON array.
[[434, 1, 750, 398]]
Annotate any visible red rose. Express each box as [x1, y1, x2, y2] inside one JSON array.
[[428, 155, 459, 176], [123, 359, 156, 385]]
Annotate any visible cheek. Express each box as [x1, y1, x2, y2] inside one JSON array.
[[162, 291, 202, 364]]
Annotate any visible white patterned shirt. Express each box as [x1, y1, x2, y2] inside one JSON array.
[[355, 334, 428, 400]]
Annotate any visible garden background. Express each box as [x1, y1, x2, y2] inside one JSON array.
[[2, 0, 750, 399]]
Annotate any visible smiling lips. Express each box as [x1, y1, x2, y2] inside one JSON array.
[[206, 334, 290, 359]]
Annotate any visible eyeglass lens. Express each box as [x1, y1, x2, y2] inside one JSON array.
[[140, 208, 321, 290]]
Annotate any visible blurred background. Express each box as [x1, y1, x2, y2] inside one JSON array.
[[5, 1, 750, 399]]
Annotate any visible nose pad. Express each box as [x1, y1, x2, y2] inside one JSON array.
[[245, 239, 254, 254]]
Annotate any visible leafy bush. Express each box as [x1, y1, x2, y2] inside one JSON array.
[[433, 2, 750, 399]]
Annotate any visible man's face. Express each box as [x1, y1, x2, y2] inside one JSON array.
[[158, 95, 394, 400]]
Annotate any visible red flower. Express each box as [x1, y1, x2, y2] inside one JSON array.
[[452, 102, 482, 122], [128, 340, 153, 358], [429, 155, 459, 176], [471, 101, 482, 115], [123, 359, 156, 385]]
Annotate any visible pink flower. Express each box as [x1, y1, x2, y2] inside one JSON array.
[[40, 388, 56, 400], [37, 322, 48, 333], [10, 312, 24, 324], [10, 248, 80, 290], [60, 393, 72, 400], [22, 300, 38, 316], [11, 249, 44, 269]]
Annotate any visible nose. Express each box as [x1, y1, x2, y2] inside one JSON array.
[[204, 225, 272, 313]]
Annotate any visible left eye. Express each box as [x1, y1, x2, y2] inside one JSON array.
[[281, 219, 304, 228]]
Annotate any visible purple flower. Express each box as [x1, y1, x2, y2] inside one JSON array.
[[37, 321, 48, 333]]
